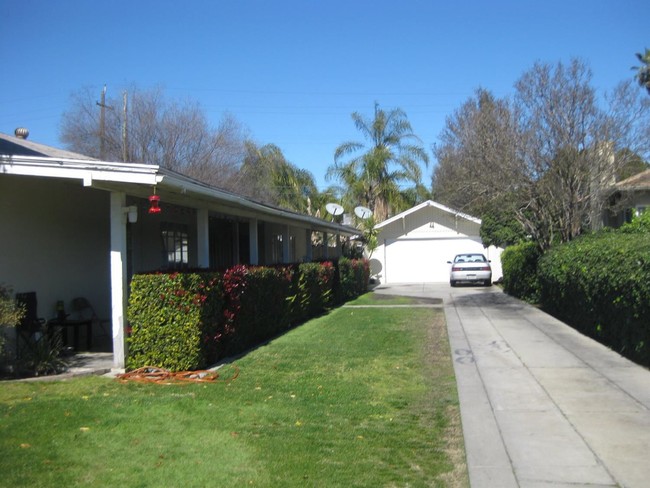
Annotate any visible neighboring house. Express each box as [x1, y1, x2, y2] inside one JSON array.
[[370, 200, 503, 284], [0, 130, 358, 368], [604, 169, 650, 227]]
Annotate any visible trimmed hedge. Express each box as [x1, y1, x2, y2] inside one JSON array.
[[538, 231, 650, 366], [338, 257, 370, 302], [501, 241, 542, 302], [290, 261, 336, 323], [220, 265, 294, 357], [126, 259, 369, 371], [127, 272, 223, 371]]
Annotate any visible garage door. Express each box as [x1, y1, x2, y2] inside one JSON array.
[[384, 237, 485, 283]]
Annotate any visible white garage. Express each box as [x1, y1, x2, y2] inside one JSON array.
[[370, 200, 503, 284]]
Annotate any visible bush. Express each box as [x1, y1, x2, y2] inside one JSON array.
[[127, 272, 223, 371], [290, 262, 336, 323], [126, 259, 370, 370], [538, 231, 650, 365], [220, 265, 294, 357], [337, 258, 370, 303], [0, 285, 25, 327], [620, 210, 650, 234], [501, 242, 541, 302], [0, 285, 25, 368]]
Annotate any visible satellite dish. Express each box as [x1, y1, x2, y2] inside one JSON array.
[[325, 203, 344, 216], [354, 206, 373, 219]]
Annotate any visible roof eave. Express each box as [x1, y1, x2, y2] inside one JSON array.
[[376, 200, 482, 229], [0, 155, 358, 236]]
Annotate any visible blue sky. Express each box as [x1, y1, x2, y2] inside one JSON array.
[[1, 0, 648, 190]]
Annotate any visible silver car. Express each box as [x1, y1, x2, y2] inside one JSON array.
[[448, 253, 492, 287]]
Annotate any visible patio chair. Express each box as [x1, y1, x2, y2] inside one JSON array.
[[71, 297, 111, 340], [15, 292, 47, 359]]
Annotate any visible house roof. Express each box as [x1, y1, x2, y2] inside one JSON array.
[[0, 132, 358, 236], [616, 169, 650, 191], [0, 131, 95, 160], [375, 200, 482, 229]]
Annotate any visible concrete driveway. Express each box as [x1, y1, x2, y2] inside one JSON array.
[[373, 283, 650, 488]]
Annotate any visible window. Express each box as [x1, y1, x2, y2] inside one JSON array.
[[271, 234, 283, 263], [161, 223, 189, 270], [270, 233, 296, 263]]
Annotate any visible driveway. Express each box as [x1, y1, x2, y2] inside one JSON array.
[[374, 283, 650, 488]]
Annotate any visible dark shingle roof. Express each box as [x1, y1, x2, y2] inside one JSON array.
[[616, 169, 650, 190], [0, 132, 95, 160]]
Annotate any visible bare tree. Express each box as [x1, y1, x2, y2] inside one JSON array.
[[432, 60, 650, 250], [514, 60, 650, 248], [60, 85, 248, 189], [432, 88, 520, 217]]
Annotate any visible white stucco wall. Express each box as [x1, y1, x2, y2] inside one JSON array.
[[0, 175, 111, 325]]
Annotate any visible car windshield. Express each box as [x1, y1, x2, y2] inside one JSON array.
[[454, 254, 486, 263]]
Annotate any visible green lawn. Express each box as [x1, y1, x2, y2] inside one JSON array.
[[0, 295, 467, 487]]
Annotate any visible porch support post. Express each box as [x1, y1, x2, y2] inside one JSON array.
[[323, 232, 329, 258], [197, 208, 210, 268], [249, 218, 259, 265], [335, 233, 341, 257], [305, 229, 313, 262], [109, 191, 127, 370], [232, 221, 240, 264], [282, 225, 290, 263]]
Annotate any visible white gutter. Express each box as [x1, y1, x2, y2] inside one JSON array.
[[0, 155, 163, 186]]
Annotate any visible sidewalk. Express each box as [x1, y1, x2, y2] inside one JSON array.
[[375, 283, 650, 488]]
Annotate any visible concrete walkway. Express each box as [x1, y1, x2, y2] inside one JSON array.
[[374, 283, 650, 488]]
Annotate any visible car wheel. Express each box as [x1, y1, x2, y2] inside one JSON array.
[[484, 280, 492, 287], [450, 280, 457, 287]]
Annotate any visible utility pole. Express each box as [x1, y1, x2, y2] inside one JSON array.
[[122, 91, 128, 162], [96, 85, 113, 160]]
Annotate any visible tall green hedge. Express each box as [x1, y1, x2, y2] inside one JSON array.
[[126, 259, 369, 371], [290, 262, 336, 323], [220, 265, 294, 357], [127, 272, 223, 371], [338, 257, 370, 302], [538, 231, 650, 365], [501, 241, 541, 302]]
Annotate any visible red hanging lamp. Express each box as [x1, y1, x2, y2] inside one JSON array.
[[148, 187, 161, 214]]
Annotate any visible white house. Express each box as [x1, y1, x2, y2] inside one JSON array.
[[370, 200, 503, 284], [0, 131, 358, 369]]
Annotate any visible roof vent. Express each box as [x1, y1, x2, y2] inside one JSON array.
[[14, 127, 29, 139]]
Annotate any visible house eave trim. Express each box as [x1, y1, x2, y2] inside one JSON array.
[[0, 155, 162, 185]]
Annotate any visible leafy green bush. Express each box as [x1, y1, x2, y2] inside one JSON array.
[[620, 209, 650, 234], [289, 262, 336, 323], [220, 265, 294, 357], [501, 241, 541, 302], [126, 259, 369, 371], [0, 285, 25, 327], [0, 285, 25, 368], [127, 272, 223, 371], [538, 231, 650, 365], [337, 258, 370, 303]]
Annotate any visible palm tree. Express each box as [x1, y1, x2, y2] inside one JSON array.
[[239, 142, 320, 214], [634, 48, 650, 95], [327, 103, 429, 222], [273, 162, 318, 215]]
